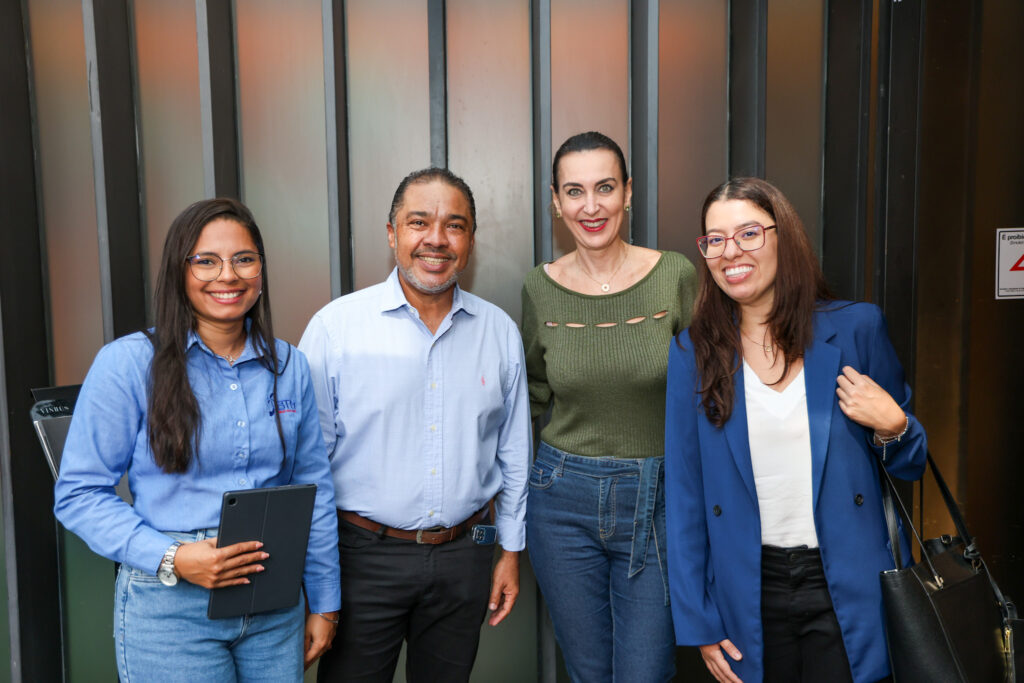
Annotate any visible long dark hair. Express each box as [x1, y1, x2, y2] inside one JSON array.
[[148, 198, 288, 473], [686, 178, 833, 427]]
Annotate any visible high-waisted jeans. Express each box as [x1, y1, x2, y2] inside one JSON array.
[[761, 545, 855, 683], [113, 528, 304, 682], [527, 442, 675, 683]]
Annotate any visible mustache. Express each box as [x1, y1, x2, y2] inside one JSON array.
[[411, 249, 454, 260]]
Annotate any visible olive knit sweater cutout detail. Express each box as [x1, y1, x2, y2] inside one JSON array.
[[522, 251, 697, 459]]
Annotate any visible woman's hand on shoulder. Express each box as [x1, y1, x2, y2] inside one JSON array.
[[172, 538, 267, 589], [699, 639, 744, 682], [836, 365, 906, 436]]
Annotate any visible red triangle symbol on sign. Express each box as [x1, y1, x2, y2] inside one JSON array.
[[1013, 254, 1024, 271]]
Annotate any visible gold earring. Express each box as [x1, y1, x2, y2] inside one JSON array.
[[625, 204, 631, 213]]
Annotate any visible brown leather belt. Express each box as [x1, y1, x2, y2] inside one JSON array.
[[338, 502, 492, 545]]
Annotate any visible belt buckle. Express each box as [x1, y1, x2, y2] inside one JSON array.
[[416, 525, 448, 544]]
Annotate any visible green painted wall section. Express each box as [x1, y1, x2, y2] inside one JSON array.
[[61, 532, 116, 682]]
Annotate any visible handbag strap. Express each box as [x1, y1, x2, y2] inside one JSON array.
[[880, 462, 903, 569], [877, 449, 1017, 622], [922, 451, 976, 554], [876, 450, 943, 585]]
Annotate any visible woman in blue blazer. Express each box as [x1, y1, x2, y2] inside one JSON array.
[[665, 178, 926, 682]]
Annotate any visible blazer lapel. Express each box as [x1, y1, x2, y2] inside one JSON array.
[[723, 358, 758, 505], [804, 311, 841, 510]]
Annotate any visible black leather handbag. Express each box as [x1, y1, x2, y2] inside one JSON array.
[[877, 451, 1020, 682]]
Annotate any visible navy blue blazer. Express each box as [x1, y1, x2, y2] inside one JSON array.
[[665, 301, 926, 683]]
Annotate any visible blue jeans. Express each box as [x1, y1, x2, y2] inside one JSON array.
[[527, 442, 675, 683], [113, 529, 304, 682]]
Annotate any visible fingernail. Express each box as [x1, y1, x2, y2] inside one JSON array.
[[489, 603, 497, 610], [262, 552, 269, 559], [257, 565, 265, 572]]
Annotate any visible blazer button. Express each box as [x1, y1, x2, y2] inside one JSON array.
[[712, 505, 722, 516], [854, 494, 864, 506]]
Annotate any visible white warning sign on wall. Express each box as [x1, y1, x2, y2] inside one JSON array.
[[996, 228, 1024, 299]]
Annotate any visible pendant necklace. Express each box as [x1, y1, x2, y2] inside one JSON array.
[[741, 328, 775, 355], [211, 335, 245, 366], [578, 244, 629, 293]]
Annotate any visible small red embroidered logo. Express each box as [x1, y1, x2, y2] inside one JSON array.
[[481, 375, 486, 386]]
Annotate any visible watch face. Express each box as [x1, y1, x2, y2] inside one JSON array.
[[158, 566, 178, 586]]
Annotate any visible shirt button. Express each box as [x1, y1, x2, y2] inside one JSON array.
[[854, 494, 864, 506], [237, 452, 245, 459], [238, 478, 246, 485], [428, 510, 434, 517], [229, 383, 239, 390], [430, 382, 437, 390], [431, 468, 437, 475], [429, 424, 437, 432], [712, 505, 722, 516], [236, 420, 245, 427]]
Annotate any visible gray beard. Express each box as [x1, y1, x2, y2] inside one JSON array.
[[395, 254, 461, 294]]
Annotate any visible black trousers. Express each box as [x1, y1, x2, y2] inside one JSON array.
[[760, 545, 855, 683], [316, 519, 494, 683]]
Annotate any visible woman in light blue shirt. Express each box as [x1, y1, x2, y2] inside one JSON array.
[[54, 198, 340, 681]]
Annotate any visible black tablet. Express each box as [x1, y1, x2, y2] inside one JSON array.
[[207, 483, 317, 619]]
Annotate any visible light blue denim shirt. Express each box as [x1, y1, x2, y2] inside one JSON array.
[[53, 330, 341, 613], [298, 269, 530, 551]]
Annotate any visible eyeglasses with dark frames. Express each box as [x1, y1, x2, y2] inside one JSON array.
[[185, 251, 264, 281], [696, 224, 777, 259]]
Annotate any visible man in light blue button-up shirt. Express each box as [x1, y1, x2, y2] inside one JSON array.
[[299, 168, 530, 682]]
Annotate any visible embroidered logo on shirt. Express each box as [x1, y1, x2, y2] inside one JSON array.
[[481, 375, 486, 386], [266, 396, 297, 416]]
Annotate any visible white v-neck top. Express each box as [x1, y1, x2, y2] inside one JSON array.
[[743, 360, 819, 548]]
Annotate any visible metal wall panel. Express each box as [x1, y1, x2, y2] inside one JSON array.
[[447, 0, 533, 321], [25, 2, 118, 679], [27, 0, 103, 384], [964, 0, 1024, 602], [2, 0, 61, 676], [134, 0, 204, 298], [765, 0, 825, 252], [236, 0, 331, 343], [912, 0, 974, 542], [82, 0, 148, 340], [346, 0, 432, 290], [550, 0, 629, 258], [820, 0, 872, 301], [446, 0, 537, 677], [658, 0, 727, 262]]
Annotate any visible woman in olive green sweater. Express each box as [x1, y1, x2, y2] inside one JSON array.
[[522, 131, 697, 682]]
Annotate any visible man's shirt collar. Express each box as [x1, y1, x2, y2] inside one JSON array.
[[380, 267, 477, 318]]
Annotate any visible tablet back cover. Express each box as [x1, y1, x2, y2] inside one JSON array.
[[207, 483, 316, 619]]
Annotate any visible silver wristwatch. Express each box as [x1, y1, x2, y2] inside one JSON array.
[[157, 542, 182, 586]]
